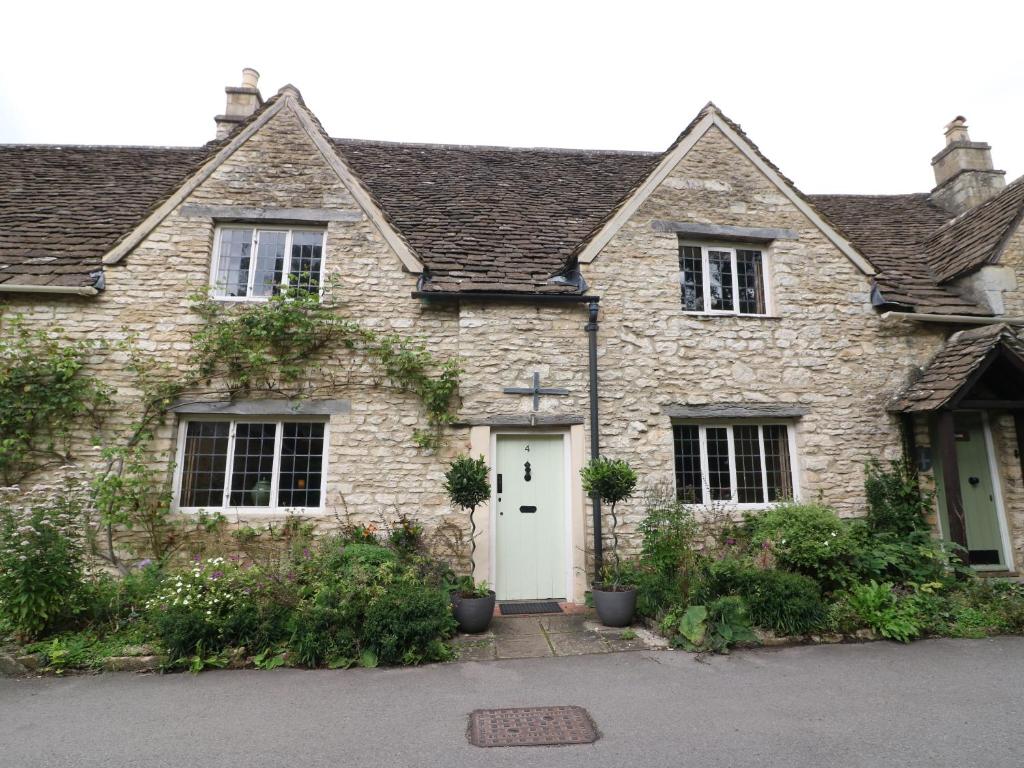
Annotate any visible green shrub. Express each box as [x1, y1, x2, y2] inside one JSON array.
[[864, 458, 931, 536], [699, 558, 826, 636], [362, 580, 456, 665], [634, 493, 704, 614], [846, 580, 921, 643], [386, 514, 425, 555], [746, 503, 857, 591], [0, 491, 86, 639], [848, 525, 958, 586], [660, 596, 756, 654]]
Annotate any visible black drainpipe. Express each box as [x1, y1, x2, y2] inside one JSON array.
[[586, 298, 603, 580]]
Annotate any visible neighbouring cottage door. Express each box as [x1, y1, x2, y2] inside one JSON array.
[[494, 434, 567, 600], [935, 412, 1007, 568]]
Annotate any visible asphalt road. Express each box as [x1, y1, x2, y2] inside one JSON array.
[[1, 637, 1022, 768]]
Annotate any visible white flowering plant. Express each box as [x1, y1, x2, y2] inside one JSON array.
[[0, 483, 86, 640]]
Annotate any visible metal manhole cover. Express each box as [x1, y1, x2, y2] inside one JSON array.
[[468, 705, 598, 747]]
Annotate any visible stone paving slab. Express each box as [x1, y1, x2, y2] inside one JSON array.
[[493, 635, 553, 659], [546, 631, 611, 656]]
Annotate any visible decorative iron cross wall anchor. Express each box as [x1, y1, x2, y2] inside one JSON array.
[[502, 372, 569, 411]]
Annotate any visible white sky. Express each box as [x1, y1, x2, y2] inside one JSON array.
[[2, 0, 1021, 194]]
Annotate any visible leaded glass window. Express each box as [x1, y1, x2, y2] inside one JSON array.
[[213, 227, 325, 299], [673, 423, 795, 507], [176, 419, 327, 510], [677, 241, 769, 316]]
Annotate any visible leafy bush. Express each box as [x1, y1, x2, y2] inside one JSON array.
[[745, 503, 857, 591], [660, 596, 756, 654], [386, 513, 425, 554], [864, 458, 931, 536], [845, 580, 921, 643], [0, 488, 86, 639], [698, 558, 826, 636], [362, 580, 456, 665], [847, 524, 959, 586], [632, 493, 704, 616]]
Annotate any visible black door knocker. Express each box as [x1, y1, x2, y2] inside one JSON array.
[[524, 461, 532, 481]]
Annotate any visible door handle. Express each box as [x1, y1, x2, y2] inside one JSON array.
[[519, 506, 537, 514], [968, 476, 980, 486]]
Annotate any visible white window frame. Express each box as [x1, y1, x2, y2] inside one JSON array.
[[209, 225, 328, 301], [679, 241, 773, 317], [673, 421, 800, 510], [172, 416, 329, 515]]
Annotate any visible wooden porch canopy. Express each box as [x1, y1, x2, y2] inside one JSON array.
[[891, 323, 1024, 552]]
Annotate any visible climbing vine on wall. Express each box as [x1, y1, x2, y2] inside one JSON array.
[[0, 317, 112, 485], [188, 286, 461, 448]]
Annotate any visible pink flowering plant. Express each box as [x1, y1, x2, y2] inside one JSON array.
[[0, 482, 87, 640]]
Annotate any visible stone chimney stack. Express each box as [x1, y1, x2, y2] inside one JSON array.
[[930, 116, 1005, 215], [214, 68, 264, 140]]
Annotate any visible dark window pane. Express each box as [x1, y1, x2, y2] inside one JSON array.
[[289, 232, 324, 294], [278, 422, 326, 507], [678, 244, 704, 311], [180, 422, 229, 507], [229, 423, 277, 506], [673, 424, 703, 503], [736, 249, 766, 314], [734, 425, 765, 504], [763, 425, 793, 501], [708, 250, 734, 311], [706, 426, 732, 501], [215, 228, 253, 297], [252, 230, 287, 297]]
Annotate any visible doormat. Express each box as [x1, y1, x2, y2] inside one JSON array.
[[468, 706, 598, 747], [499, 601, 563, 615]]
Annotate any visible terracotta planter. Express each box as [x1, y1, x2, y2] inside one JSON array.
[[593, 587, 636, 627], [451, 590, 496, 634]]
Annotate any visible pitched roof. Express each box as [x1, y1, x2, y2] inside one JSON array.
[[891, 323, 1024, 412], [924, 175, 1024, 283], [809, 193, 990, 315], [0, 144, 207, 288], [334, 139, 656, 293]]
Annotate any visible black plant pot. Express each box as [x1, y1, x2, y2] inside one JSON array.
[[593, 587, 636, 627], [451, 590, 496, 634]]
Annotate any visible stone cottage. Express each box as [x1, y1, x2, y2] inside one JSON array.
[[2, 69, 1023, 604]]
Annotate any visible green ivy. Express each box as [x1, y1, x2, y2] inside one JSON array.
[[189, 287, 460, 449], [0, 316, 112, 484]]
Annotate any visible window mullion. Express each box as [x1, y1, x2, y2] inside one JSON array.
[[269, 421, 284, 511], [282, 230, 293, 289], [701, 247, 711, 313], [223, 421, 237, 508], [731, 248, 740, 315], [726, 426, 738, 505], [247, 231, 259, 297], [758, 425, 770, 503], [698, 426, 710, 504]]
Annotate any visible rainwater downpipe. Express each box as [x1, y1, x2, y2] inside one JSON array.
[[586, 298, 604, 581]]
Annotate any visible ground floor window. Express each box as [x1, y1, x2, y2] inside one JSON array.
[[672, 423, 795, 507], [176, 419, 326, 510]]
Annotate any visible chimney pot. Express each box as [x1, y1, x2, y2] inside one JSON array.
[[929, 115, 1005, 215], [241, 68, 260, 89]]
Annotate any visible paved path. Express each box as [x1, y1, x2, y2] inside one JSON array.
[[452, 612, 660, 660], [2, 637, 1022, 767]]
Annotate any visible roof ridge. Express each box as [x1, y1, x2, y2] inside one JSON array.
[[333, 136, 660, 156], [0, 143, 205, 151]]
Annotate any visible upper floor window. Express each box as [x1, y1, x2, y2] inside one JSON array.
[[673, 422, 795, 508], [678, 242, 768, 315], [211, 226, 325, 299]]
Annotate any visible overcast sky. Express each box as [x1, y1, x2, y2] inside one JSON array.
[[2, 0, 1021, 194]]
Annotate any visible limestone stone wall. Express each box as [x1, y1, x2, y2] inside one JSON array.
[[9, 105, 1009, 583], [2, 104, 468, 542], [577, 125, 949, 548]]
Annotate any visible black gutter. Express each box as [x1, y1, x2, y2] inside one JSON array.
[[411, 291, 598, 305], [586, 298, 603, 579]]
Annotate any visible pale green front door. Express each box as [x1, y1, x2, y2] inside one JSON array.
[[495, 434, 566, 600], [934, 412, 1007, 568]]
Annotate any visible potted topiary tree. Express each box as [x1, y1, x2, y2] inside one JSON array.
[[581, 457, 639, 627], [444, 454, 495, 633]]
